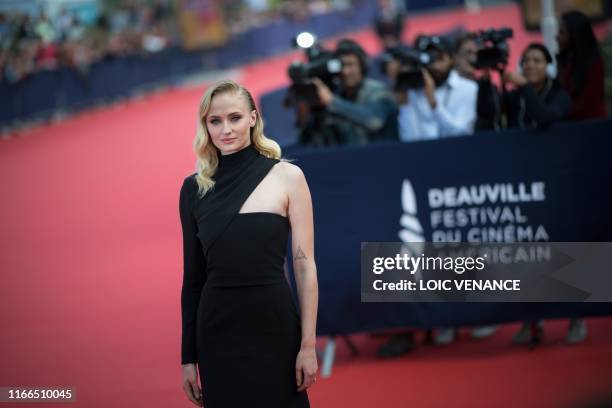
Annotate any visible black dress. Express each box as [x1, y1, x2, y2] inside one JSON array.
[[179, 145, 310, 408]]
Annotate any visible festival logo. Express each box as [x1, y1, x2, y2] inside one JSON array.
[[400, 179, 550, 244]]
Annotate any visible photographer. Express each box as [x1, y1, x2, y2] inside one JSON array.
[[396, 36, 478, 142], [478, 42, 571, 130], [373, 0, 405, 50], [311, 38, 399, 145], [455, 32, 502, 132]]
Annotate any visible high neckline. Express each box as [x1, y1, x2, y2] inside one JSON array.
[[217, 144, 258, 168]]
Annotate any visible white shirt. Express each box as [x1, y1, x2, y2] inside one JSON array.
[[398, 69, 478, 142]]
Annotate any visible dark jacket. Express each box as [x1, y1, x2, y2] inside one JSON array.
[[477, 78, 572, 130], [325, 78, 399, 145], [558, 56, 607, 120]]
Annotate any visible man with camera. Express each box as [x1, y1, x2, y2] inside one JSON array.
[[310, 38, 399, 145], [394, 35, 478, 142], [453, 32, 479, 81]]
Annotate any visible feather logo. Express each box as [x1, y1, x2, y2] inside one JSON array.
[[399, 180, 425, 276]]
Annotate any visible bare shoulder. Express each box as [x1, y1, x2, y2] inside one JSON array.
[[274, 160, 306, 183]]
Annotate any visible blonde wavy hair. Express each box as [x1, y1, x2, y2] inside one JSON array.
[[193, 79, 281, 198]]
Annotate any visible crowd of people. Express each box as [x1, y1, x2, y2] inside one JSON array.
[[0, 0, 176, 84], [293, 9, 608, 148], [223, 0, 354, 35], [0, 0, 356, 85]]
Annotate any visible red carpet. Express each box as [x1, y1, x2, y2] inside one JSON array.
[[310, 322, 612, 408], [1, 4, 611, 407]]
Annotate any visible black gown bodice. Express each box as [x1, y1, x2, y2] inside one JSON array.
[[203, 212, 289, 287]]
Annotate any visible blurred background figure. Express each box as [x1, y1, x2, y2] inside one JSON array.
[[454, 31, 503, 132], [307, 38, 399, 146], [557, 10, 607, 121], [477, 42, 571, 130], [395, 35, 478, 142], [373, 0, 405, 50]]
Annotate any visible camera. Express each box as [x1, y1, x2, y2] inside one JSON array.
[[284, 32, 345, 145], [381, 36, 442, 91], [286, 32, 342, 106], [473, 28, 513, 70]]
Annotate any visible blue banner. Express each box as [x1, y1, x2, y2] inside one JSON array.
[[284, 119, 612, 335]]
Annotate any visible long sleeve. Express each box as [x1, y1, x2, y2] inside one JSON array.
[[432, 98, 476, 136], [179, 176, 206, 365], [327, 89, 397, 133], [432, 78, 478, 137]]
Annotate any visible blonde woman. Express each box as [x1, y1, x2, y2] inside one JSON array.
[[179, 80, 318, 407]]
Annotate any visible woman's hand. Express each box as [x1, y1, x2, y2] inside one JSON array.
[[182, 363, 203, 407], [296, 347, 318, 392]]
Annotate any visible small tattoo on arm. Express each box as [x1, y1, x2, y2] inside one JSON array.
[[294, 246, 307, 261]]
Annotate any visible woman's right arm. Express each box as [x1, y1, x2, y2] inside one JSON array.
[[179, 176, 205, 406], [179, 176, 207, 364]]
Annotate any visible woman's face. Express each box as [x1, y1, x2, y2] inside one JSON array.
[[521, 48, 548, 86], [205, 91, 256, 156]]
